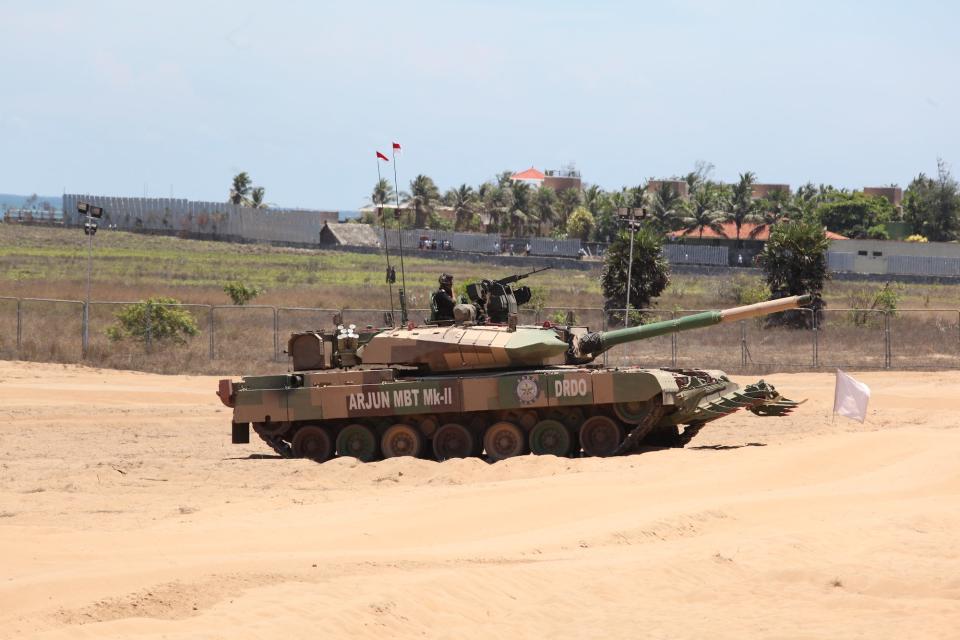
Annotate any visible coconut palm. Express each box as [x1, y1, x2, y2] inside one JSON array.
[[369, 178, 396, 208], [649, 182, 683, 231], [556, 188, 582, 229], [749, 188, 794, 239], [725, 171, 758, 247], [229, 172, 252, 205], [448, 184, 476, 231], [249, 186, 267, 209], [405, 175, 440, 228], [681, 186, 728, 239], [533, 184, 559, 235]]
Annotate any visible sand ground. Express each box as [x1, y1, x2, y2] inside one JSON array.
[[0, 361, 958, 639]]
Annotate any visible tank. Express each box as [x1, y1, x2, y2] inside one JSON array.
[[217, 278, 811, 463]]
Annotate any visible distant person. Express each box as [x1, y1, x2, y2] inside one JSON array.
[[738, 253, 743, 265], [431, 239, 438, 250], [494, 241, 500, 254], [430, 273, 456, 322], [525, 242, 531, 256]]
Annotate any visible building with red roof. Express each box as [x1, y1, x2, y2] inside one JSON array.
[[677, 221, 846, 241]]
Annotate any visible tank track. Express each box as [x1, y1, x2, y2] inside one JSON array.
[[253, 426, 294, 458]]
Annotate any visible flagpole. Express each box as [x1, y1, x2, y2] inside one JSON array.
[[376, 155, 396, 324], [392, 144, 408, 325]]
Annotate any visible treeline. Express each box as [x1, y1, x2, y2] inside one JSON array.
[[368, 160, 960, 243]]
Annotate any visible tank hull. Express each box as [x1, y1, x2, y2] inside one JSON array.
[[224, 365, 797, 462]]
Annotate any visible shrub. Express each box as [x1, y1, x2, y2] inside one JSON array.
[[905, 234, 928, 243], [846, 283, 901, 327], [600, 224, 670, 327], [223, 281, 263, 305], [106, 297, 200, 345]]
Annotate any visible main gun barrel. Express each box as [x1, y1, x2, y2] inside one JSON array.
[[578, 294, 812, 357]]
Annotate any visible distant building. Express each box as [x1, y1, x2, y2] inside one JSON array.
[[543, 166, 582, 192], [863, 186, 903, 215], [510, 167, 546, 187], [646, 179, 689, 199], [751, 184, 791, 199], [319, 221, 381, 248]]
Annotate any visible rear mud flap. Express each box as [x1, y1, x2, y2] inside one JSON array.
[[232, 422, 250, 444]]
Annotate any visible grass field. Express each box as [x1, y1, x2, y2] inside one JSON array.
[[2, 224, 958, 374]]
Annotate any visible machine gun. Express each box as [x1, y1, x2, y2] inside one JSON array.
[[458, 266, 552, 324]]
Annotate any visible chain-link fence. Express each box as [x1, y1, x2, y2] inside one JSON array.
[[1, 297, 958, 374]]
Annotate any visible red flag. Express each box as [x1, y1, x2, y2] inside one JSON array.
[[376, 151, 389, 161], [392, 142, 401, 152]]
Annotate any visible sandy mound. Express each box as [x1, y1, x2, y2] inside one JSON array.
[[1, 361, 958, 638]]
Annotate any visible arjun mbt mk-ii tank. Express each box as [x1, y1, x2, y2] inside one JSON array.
[[217, 270, 810, 463]]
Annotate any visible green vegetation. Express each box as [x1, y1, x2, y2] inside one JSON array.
[[757, 220, 829, 297], [106, 296, 199, 344], [600, 224, 670, 326], [223, 282, 263, 305], [814, 192, 894, 239], [903, 159, 960, 242]]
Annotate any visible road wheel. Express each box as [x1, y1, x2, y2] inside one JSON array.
[[433, 423, 475, 460], [613, 400, 656, 425], [381, 423, 424, 458], [529, 419, 572, 457], [484, 421, 526, 461], [336, 424, 379, 462], [579, 415, 624, 457], [292, 425, 333, 462]]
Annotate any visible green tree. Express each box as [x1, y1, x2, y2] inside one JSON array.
[[680, 185, 727, 239], [508, 180, 534, 237], [556, 188, 582, 229], [370, 178, 395, 208], [725, 171, 757, 247], [600, 224, 671, 326], [448, 184, 476, 231], [249, 186, 267, 209], [903, 159, 960, 241], [566, 206, 595, 241], [749, 188, 795, 238], [756, 220, 829, 297], [223, 282, 263, 305], [106, 297, 200, 345], [229, 172, 252, 205], [406, 174, 440, 228], [649, 182, 683, 231], [815, 192, 894, 238], [533, 185, 559, 235]]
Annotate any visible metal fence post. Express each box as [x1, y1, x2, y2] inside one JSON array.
[[81, 301, 89, 358], [16, 299, 22, 354], [273, 307, 280, 361], [208, 306, 215, 360], [146, 302, 153, 353], [812, 309, 819, 368], [740, 320, 747, 368], [885, 312, 892, 369], [670, 311, 678, 367]]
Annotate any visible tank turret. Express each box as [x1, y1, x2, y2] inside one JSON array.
[[354, 294, 812, 372]]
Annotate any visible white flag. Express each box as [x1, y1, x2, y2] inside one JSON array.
[[833, 369, 870, 423]]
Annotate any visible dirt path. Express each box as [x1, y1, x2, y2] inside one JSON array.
[[1, 361, 958, 639]]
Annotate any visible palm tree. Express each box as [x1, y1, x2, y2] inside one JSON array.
[[370, 178, 395, 208], [749, 188, 794, 238], [583, 184, 605, 216], [405, 174, 440, 228], [681, 186, 727, 239], [229, 172, 252, 205], [449, 184, 476, 231], [726, 171, 757, 247], [509, 181, 534, 237], [249, 186, 267, 209], [557, 188, 582, 228], [650, 182, 683, 231], [533, 184, 559, 235]]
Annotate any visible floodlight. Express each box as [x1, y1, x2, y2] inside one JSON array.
[[89, 206, 103, 219], [77, 202, 89, 214]]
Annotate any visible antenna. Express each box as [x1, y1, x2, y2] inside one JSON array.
[[391, 142, 408, 324], [375, 152, 396, 324]]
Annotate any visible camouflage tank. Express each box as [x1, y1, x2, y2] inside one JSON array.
[[218, 273, 810, 463]]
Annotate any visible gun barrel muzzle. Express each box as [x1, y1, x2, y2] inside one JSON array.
[[719, 294, 812, 324]]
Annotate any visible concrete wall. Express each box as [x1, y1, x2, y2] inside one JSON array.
[[63, 194, 338, 244]]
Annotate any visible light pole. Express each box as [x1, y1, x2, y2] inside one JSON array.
[[77, 202, 103, 356], [618, 206, 641, 328]]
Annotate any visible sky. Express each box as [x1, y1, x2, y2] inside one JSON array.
[[1, 0, 958, 210]]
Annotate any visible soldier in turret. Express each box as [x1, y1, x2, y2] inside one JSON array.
[[430, 273, 456, 322]]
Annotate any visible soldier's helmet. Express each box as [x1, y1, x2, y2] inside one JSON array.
[[439, 273, 454, 286]]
